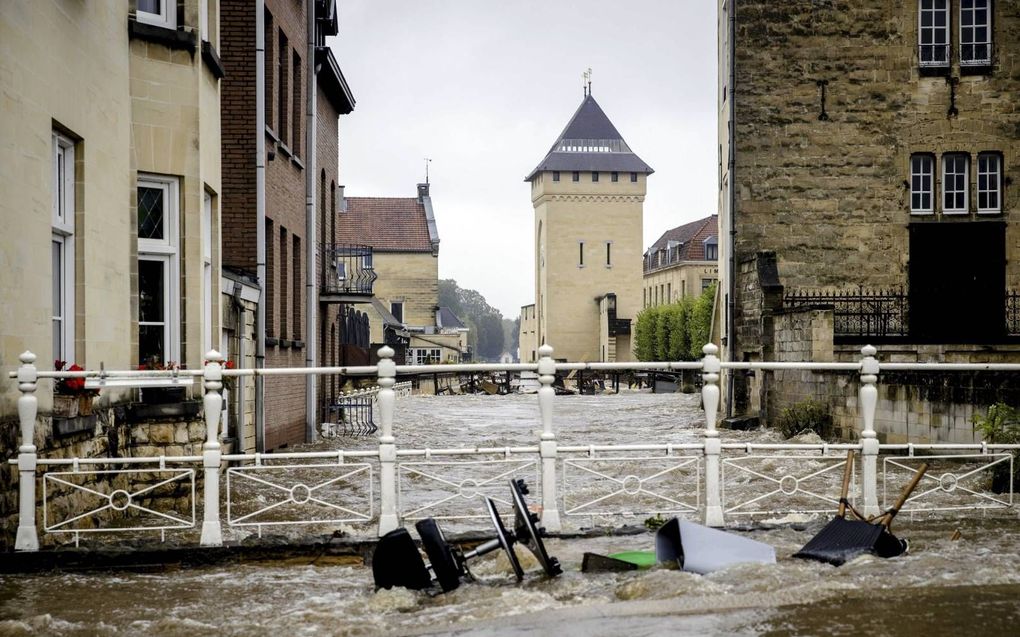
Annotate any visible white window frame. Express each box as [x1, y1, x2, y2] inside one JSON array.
[[202, 191, 214, 354], [410, 348, 442, 365], [136, 0, 177, 30], [918, 0, 950, 68], [977, 152, 1002, 214], [960, 0, 992, 66], [942, 153, 969, 215], [138, 174, 180, 365], [910, 154, 935, 214], [52, 133, 75, 364]]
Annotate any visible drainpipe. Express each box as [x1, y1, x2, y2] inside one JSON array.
[[305, 0, 318, 442], [725, 0, 737, 419], [255, 0, 267, 452]]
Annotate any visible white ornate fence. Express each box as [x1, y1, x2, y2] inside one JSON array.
[[7, 344, 1020, 551]]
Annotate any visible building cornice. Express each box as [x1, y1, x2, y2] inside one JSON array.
[[532, 194, 646, 205]]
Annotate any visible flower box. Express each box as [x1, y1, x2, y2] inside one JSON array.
[[53, 394, 78, 418]]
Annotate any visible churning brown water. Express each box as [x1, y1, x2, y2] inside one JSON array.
[[2, 393, 1019, 635]]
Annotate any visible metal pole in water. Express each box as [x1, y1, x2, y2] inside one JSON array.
[[15, 351, 39, 551]]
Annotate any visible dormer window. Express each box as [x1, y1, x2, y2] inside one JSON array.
[[703, 236, 719, 261]]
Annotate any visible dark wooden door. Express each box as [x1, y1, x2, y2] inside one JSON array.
[[908, 222, 1005, 342]]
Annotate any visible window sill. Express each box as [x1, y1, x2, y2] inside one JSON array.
[[909, 211, 935, 216], [961, 61, 993, 76], [266, 336, 279, 347], [278, 142, 293, 159], [977, 210, 1002, 215], [943, 210, 969, 216], [918, 64, 950, 77], [128, 18, 197, 53], [291, 155, 304, 170], [201, 41, 225, 79], [265, 126, 279, 143]]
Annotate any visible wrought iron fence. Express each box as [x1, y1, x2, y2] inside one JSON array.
[[320, 243, 376, 296], [783, 288, 908, 338]]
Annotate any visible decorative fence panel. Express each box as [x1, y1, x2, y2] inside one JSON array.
[[721, 452, 856, 517], [396, 457, 538, 522], [882, 454, 1014, 514], [43, 468, 195, 540]]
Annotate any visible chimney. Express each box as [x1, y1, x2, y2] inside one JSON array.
[[417, 182, 430, 202], [337, 185, 346, 213]]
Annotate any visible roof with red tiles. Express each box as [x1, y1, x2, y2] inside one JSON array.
[[647, 214, 718, 262], [339, 196, 434, 252]]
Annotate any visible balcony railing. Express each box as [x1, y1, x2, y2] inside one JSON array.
[[918, 43, 950, 68], [320, 244, 376, 297], [960, 42, 993, 67], [784, 288, 908, 339]]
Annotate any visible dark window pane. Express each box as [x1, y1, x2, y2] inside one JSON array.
[[138, 186, 165, 240], [139, 325, 165, 366], [139, 259, 165, 322], [138, 0, 161, 13]]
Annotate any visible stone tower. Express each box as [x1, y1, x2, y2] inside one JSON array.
[[525, 91, 653, 362]]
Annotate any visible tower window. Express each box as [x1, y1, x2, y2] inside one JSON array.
[[630, 172, 638, 182], [592, 172, 599, 182], [578, 241, 585, 267], [611, 172, 618, 182], [552, 171, 560, 182], [572, 171, 579, 182]]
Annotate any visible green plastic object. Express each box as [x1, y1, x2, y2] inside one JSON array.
[[607, 550, 657, 569]]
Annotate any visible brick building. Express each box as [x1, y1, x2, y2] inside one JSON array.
[[221, 0, 354, 450], [718, 1, 1020, 439]]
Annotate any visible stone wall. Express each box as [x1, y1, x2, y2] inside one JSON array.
[[763, 307, 1020, 444], [729, 0, 1020, 357], [1, 404, 208, 551]]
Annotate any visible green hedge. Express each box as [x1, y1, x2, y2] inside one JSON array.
[[634, 283, 716, 362]]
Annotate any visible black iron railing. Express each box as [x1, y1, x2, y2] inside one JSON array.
[[918, 44, 950, 68], [960, 42, 993, 67], [1007, 291, 1020, 337], [320, 243, 376, 296], [784, 288, 908, 338]]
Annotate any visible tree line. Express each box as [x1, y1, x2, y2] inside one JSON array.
[[634, 283, 716, 361]]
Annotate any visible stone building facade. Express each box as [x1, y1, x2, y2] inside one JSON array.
[[642, 215, 719, 308], [718, 1, 1020, 438], [0, 0, 224, 548], [526, 92, 652, 363]]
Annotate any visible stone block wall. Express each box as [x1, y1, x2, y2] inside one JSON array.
[[1, 405, 209, 551]]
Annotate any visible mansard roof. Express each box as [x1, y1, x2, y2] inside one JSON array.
[[525, 94, 653, 181]]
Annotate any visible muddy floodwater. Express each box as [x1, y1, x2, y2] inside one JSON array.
[[3, 393, 1020, 635]]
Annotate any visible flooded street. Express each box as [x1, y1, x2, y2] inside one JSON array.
[[3, 392, 1020, 635]]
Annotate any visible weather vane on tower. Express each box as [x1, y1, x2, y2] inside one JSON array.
[[424, 157, 432, 184], [583, 68, 592, 97]]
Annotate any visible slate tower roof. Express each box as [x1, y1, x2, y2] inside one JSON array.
[[525, 94, 654, 181]]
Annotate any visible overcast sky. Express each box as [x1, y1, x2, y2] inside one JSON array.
[[331, 0, 718, 319]]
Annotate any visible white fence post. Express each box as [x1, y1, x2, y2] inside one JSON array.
[[200, 350, 224, 546], [537, 344, 561, 532], [377, 346, 399, 535], [15, 351, 40, 551], [859, 344, 880, 517], [701, 343, 724, 527]]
